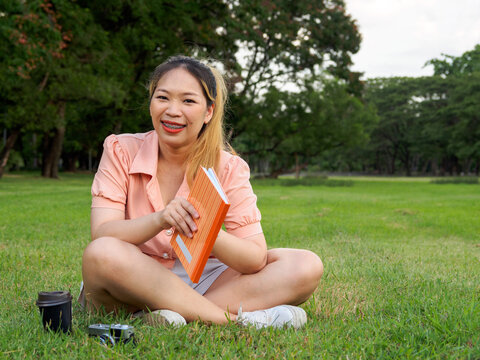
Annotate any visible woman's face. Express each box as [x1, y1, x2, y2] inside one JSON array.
[[150, 67, 214, 152]]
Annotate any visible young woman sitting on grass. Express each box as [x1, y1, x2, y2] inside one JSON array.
[[80, 56, 323, 328]]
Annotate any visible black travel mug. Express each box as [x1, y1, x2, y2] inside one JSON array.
[[36, 291, 72, 333]]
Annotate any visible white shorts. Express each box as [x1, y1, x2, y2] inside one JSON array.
[[172, 257, 228, 295], [78, 257, 228, 307]]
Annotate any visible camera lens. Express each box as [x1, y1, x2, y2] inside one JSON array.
[[99, 334, 116, 347]]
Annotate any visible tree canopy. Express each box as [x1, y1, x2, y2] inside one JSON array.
[[2, 1, 477, 178], [1, 0, 367, 178]]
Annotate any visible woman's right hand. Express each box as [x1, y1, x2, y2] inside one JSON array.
[[157, 197, 199, 238]]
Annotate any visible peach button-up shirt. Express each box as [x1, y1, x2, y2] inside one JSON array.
[[91, 130, 263, 268]]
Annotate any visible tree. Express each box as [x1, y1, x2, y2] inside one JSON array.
[[234, 79, 375, 177], [427, 45, 480, 174], [224, 0, 363, 138], [0, 0, 122, 178], [0, 0, 69, 178], [364, 77, 421, 175], [361, 45, 480, 176], [2, 0, 232, 177], [2, 0, 365, 177], [68, 0, 234, 169]]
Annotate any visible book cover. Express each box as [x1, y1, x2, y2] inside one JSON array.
[[170, 167, 230, 283]]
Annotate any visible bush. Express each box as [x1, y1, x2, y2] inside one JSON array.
[[430, 177, 479, 184], [6, 149, 25, 171]]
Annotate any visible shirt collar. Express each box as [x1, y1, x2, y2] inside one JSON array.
[[129, 130, 158, 176]]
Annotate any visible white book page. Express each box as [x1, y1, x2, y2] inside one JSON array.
[[202, 167, 229, 204]]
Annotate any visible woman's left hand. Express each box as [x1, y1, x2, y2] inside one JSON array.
[[157, 197, 200, 238]]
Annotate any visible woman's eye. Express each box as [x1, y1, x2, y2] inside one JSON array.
[[156, 95, 168, 100], [184, 99, 196, 104]]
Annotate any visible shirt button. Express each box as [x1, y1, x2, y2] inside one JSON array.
[[162, 253, 169, 259], [165, 229, 173, 236]]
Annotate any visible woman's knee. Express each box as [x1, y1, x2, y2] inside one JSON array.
[[82, 237, 132, 279], [306, 250, 324, 283], [293, 249, 323, 287], [275, 248, 323, 297]]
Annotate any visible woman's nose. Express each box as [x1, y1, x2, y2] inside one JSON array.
[[166, 101, 181, 117]]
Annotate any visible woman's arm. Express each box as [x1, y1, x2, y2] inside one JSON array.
[[91, 197, 199, 245], [211, 230, 267, 274]]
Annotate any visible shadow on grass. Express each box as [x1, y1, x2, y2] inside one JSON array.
[[430, 177, 479, 185], [252, 177, 354, 187]]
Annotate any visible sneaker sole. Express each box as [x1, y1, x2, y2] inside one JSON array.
[[135, 309, 186, 327], [283, 305, 307, 329]]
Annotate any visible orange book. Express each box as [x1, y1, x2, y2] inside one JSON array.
[[170, 167, 230, 283]]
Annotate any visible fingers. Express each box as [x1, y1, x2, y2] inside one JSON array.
[[161, 198, 199, 238]]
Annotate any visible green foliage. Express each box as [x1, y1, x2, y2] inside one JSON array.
[[359, 44, 480, 176], [225, 0, 362, 98], [1, 0, 364, 177], [234, 79, 376, 176], [0, 0, 66, 82], [1, 174, 479, 358], [364, 76, 431, 175], [427, 44, 480, 76]]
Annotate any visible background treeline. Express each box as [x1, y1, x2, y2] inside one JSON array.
[[1, 0, 479, 178], [319, 47, 480, 176]]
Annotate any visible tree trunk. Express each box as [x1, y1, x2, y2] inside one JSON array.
[[390, 152, 396, 174], [42, 134, 54, 177], [64, 153, 78, 172], [41, 102, 66, 178], [113, 120, 122, 134], [0, 128, 21, 179], [295, 153, 300, 179], [405, 156, 411, 176], [431, 158, 439, 176], [88, 149, 92, 172], [32, 133, 38, 169], [42, 126, 65, 178]]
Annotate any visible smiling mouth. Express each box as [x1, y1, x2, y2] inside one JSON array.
[[161, 120, 186, 133]]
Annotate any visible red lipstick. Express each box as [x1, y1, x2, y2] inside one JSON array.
[[161, 120, 186, 133]]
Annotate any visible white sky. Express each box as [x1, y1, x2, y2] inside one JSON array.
[[345, 0, 480, 79]]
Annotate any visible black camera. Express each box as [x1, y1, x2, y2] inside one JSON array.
[[88, 324, 135, 346]]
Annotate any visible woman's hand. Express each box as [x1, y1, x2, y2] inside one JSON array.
[[158, 197, 199, 238]]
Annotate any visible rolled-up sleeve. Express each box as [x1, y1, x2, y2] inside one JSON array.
[[222, 156, 262, 238], [91, 135, 129, 211]]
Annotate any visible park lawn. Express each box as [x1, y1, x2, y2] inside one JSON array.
[[0, 173, 479, 359]]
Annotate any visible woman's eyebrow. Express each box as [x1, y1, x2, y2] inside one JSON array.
[[155, 88, 201, 97]]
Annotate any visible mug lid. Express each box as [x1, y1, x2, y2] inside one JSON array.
[[36, 291, 72, 307]]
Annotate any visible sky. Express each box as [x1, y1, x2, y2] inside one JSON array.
[[345, 0, 480, 79]]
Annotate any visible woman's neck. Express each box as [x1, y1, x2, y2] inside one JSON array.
[[156, 143, 191, 204], [157, 142, 192, 168]]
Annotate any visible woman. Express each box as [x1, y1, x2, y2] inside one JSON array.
[[81, 56, 323, 329]]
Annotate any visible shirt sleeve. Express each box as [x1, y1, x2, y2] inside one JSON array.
[[222, 155, 263, 238], [91, 135, 130, 211]]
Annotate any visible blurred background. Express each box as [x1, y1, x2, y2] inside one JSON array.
[[1, 0, 479, 179]]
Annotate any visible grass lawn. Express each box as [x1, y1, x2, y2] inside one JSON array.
[[0, 173, 479, 359]]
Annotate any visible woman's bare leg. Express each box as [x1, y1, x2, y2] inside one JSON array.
[[82, 236, 233, 324], [204, 248, 323, 313]]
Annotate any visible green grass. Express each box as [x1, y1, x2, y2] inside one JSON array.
[[0, 173, 479, 359]]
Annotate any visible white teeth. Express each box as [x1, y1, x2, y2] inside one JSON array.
[[163, 122, 185, 129]]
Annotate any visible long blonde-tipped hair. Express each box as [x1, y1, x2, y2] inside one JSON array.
[[148, 56, 235, 187]]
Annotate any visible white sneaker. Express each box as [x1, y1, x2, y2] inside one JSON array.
[[237, 305, 307, 329], [133, 309, 186, 327]]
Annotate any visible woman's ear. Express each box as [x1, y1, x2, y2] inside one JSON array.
[[204, 103, 215, 124]]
